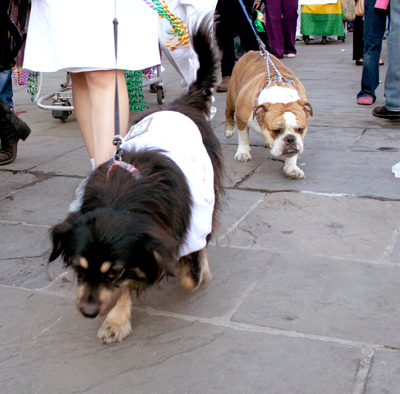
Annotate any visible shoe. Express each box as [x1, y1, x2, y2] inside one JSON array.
[[357, 96, 374, 105], [379, 59, 384, 66], [216, 76, 231, 92], [286, 53, 296, 58], [372, 106, 400, 119], [355, 59, 363, 66], [295, 35, 302, 41], [0, 98, 31, 165]]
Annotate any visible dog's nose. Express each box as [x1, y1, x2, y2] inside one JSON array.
[[285, 135, 296, 144], [80, 303, 100, 318]]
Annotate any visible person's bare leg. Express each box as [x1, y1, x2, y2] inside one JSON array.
[[70, 72, 95, 160], [85, 69, 129, 167]]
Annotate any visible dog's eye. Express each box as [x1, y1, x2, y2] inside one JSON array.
[[271, 129, 282, 136], [296, 128, 304, 134], [106, 266, 124, 281]]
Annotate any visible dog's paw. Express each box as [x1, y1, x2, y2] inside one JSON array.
[[284, 165, 305, 179], [225, 127, 235, 139], [97, 318, 132, 345], [178, 251, 212, 292], [234, 148, 252, 162]]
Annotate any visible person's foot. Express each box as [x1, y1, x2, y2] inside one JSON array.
[[216, 76, 231, 92], [286, 53, 296, 58], [357, 96, 374, 105], [356, 59, 363, 66], [372, 106, 400, 119], [379, 59, 384, 66]]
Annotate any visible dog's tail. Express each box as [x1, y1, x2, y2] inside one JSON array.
[[170, 17, 218, 116]]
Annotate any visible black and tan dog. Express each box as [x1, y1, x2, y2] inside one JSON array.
[[48, 20, 224, 344]]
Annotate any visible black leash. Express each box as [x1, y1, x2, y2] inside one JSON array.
[[112, 8, 123, 161]]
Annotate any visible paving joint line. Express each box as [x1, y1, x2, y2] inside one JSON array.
[[2, 283, 400, 353]]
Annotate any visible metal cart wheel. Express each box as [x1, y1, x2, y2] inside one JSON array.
[[303, 35, 310, 45], [52, 100, 72, 122], [156, 86, 166, 105], [322, 36, 327, 45]]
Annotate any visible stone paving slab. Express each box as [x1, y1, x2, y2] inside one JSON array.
[[33, 146, 91, 177], [0, 171, 37, 199], [353, 128, 400, 152], [2, 135, 85, 172], [232, 251, 400, 348], [0, 222, 50, 260], [239, 150, 400, 199], [365, 350, 400, 393], [221, 192, 400, 262], [222, 145, 268, 188], [0, 176, 80, 226], [0, 286, 361, 394]]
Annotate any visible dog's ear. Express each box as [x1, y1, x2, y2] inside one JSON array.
[[254, 103, 271, 121], [143, 226, 179, 276], [48, 214, 77, 263], [298, 100, 313, 117]]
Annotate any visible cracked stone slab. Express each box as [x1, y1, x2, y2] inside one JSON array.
[[2, 135, 85, 172], [47, 246, 273, 319], [33, 146, 91, 176], [0, 176, 82, 226], [352, 128, 400, 152], [232, 251, 400, 348], [304, 126, 363, 151], [365, 350, 400, 393], [0, 222, 50, 260], [238, 150, 400, 199], [221, 192, 400, 262], [0, 256, 51, 289], [0, 171, 37, 199], [0, 286, 360, 394], [223, 145, 269, 187], [219, 189, 265, 231], [308, 112, 396, 128]]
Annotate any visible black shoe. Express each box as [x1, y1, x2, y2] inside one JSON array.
[[0, 98, 31, 165], [372, 106, 400, 120]]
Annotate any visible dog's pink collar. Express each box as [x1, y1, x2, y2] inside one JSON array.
[[107, 160, 141, 180]]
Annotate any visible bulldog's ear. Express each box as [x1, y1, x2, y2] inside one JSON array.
[[298, 100, 313, 117], [254, 103, 271, 120]]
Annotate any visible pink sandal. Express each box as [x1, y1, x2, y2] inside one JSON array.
[[357, 96, 374, 105]]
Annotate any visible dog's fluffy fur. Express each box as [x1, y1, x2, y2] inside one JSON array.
[[48, 20, 224, 344]]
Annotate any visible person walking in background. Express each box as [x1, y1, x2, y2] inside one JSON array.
[[0, 0, 31, 165], [215, 0, 260, 92], [264, 0, 299, 58], [356, 0, 388, 105], [373, 0, 400, 119]]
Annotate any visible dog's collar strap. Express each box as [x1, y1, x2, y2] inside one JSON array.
[[253, 77, 299, 126], [107, 160, 142, 180]]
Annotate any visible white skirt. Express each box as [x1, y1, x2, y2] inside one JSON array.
[[23, 0, 160, 72]]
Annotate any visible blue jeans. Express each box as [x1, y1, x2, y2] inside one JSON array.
[[357, 0, 387, 102], [0, 69, 13, 108], [384, 0, 400, 111]]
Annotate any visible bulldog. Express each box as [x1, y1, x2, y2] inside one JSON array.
[[224, 51, 313, 179]]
